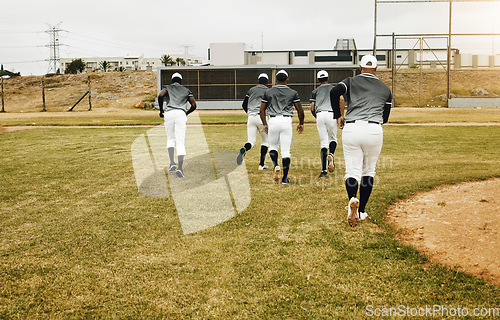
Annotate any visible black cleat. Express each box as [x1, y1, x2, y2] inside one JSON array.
[[281, 177, 290, 185], [318, 170, 328, 178], [168, 164, 177, 173], [176, 169, 185, 178], [236, 147, 246, 165]]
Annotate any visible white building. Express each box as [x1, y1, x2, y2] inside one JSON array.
[[60, 53, 205, 73], [209, 41, 498, 69]]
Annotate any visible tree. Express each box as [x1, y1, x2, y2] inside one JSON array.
[[65, 59, 86, 74], [176, 57, 186, 66], [160, 54, 175, 66], [99, 60, 111, 72]]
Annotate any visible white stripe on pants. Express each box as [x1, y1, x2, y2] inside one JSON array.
[[316, 111, 337, 149], [342, 121, 383, 182], [268, 116, 292, 158], [164, 109, 187, 156], [247, 114, 269, 147]]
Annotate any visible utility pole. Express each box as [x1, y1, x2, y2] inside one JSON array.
[[1, 76, 5, 113], [373, 0, 378, 56], [45, 22, 63, 74]]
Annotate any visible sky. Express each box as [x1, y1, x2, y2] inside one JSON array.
[[1, 0, 499, 75]]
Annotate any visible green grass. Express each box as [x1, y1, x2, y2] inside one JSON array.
[[0, 107, 499, 127], [0, 124, 499, 318]]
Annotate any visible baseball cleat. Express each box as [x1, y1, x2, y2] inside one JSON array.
[[168, 164, 177, 173], [236, 147, 246, 165], [347, 197, 360, 227], [258, 164, 269, 170], [281, 177, 290, 185], [327, 154, 335, 173], [359, 212, 368, 220], [176, 169, 185, 178], [318, 170, 328, 178], [273, 165, 281, 183]]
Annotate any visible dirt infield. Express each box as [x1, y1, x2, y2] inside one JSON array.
[[387, 178, 500, 285]]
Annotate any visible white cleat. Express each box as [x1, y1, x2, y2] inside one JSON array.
[[258, 165, 269, 170], [359, 212, 368, 220], [347, 197, 360, 227], [327, 154, 335, 173]]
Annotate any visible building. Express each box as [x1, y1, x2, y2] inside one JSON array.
[[208, 40, 499, 69], [60, 53, 205, 73]]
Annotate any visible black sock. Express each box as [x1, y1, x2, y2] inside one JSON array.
[[345, 177, 359, 200], [244, 142, 252, 151], [168, 147, 175, 165], [260, 145, 268, 166], [359, 176, 374, 213], [329, 141, 337, 155], [177, 155, 184, 171], [269, 150, 278, 167], [320, 148, 328, 171], [282, 157, 290, 180]]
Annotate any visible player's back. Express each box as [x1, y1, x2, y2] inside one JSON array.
[[342, 74, 391, 123], [164, 83, 193, 111], [263, 85, 300, 117], [247, 84, 268, 115], [311, 83, 334, 113]]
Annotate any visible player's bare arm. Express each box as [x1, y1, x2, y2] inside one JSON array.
[[295, 102, 304, 134], [259, 101, 268, 134], [338, 96, 346, 129], [310, 102, 316, 118], [158, 89, 167, 117], [186, 96, 197, 115]]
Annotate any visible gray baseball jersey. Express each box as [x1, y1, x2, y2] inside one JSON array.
[[246, 84, 268, 115], [339, 73, 392, 124], [310, 83, 334, 113], [262, 85, 300, 117], [162, 83, 194, 112]]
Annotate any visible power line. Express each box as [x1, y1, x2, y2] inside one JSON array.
[[45, 22, 64, 73]]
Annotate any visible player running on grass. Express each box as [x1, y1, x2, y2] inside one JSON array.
[[330, 55, 392, 227], [236, 73, 270, 170], [158, 72, 197, 178], [310, 70, 342, 178], [260, 70, 304, 185]]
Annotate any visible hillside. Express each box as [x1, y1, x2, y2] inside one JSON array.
[[1, 69, 499, 113]]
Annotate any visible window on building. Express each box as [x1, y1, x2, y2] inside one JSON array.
[[294, 51, 308, 57]]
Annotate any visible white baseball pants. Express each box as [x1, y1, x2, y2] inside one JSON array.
[[316, 111, 337, 149], [247, 114, 269, 147], [268, 116, 292, 158], [342, 120, 383, 182], [164, 109, 187, 156]]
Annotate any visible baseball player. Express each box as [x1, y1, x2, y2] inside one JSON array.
[[260, 69, 304, 184], [236, 73, 270, 170], [330, 55, 392, 227], [158, 72, 197, 178], [310, 70, 341, 178]]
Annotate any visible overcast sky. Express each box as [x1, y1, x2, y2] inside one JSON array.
[[1, 0, 499, 75]]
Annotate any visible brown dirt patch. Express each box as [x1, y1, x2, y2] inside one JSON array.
[[387, 178, 500, 285]]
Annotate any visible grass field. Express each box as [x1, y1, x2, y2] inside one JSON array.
[[0, 107, 499, 127], [1, 110, 499, 318]]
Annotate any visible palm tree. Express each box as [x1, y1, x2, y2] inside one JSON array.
[[160, 54, 175, 66], [99, 60, 111, 72], [175, 57, 186, 66]]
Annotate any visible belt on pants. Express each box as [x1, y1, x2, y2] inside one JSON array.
[[269, 115, 292, 117], [346, 120, 380, 125]]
